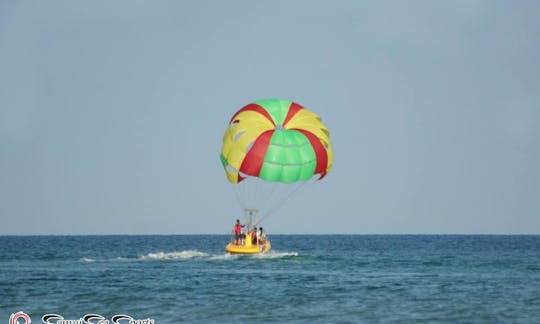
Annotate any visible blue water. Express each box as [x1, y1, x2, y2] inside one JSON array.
[[1, 235, 539, 323]]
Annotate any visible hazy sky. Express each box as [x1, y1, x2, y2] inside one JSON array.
[[1, 1, 539, 235]]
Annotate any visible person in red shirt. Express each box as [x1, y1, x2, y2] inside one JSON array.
[[233, 219, 245, 245]]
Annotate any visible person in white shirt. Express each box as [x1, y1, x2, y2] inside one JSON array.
[[258, 227, 266, 244]]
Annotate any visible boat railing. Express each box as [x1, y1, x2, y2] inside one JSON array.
[[229, 231, 265, 247]]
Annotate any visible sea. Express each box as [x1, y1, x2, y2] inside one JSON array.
[[1, 235, 539, 323]]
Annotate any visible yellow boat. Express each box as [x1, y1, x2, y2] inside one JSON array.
[[225, 232, 271, 254]]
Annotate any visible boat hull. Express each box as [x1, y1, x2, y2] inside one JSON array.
[[225, 240, 271, 254]]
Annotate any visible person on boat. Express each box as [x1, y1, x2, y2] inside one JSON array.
[[251, 226, 258, 245], [258, 227, 266, 244], [233, 219, 245, 245]]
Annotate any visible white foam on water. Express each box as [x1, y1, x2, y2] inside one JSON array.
[[252, 251, 299, 259], [138, 250, 209, 260], [208, 253, 239, 260], [120, 250, 299, 262], [80, 257, 96, 263], [115, 257, 131, 261]]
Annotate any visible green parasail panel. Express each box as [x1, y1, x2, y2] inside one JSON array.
[[259, 130, 316, 183], [219, 154, 228, 168], [255, 99, 291, 126]]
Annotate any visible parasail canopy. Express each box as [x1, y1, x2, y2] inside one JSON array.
[[220, 99, 333, 185]]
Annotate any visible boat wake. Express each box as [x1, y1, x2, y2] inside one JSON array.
[[137, 250, 300, 261], [138, 250, 208, 260], [80, 257, 96, 263], [79, 250, 300, 262], [252, 251, 299, 259]]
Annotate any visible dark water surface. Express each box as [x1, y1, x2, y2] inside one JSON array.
[[1, 235, 539, 323]]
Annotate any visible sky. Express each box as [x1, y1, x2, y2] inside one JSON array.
[[1, 1, 539, 235]]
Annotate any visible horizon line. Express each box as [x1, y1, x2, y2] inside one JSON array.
[[1, 233, 539, 236]]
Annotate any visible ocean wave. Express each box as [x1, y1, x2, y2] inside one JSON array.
[[136, 250, 299, 261], [208, 253, 239, 260], [79, 250, 300, 262], [115, 257, 131, 261], [80, 257, 96, 263], [252, 251, 299, 259], [138, 250, 209, 260]]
